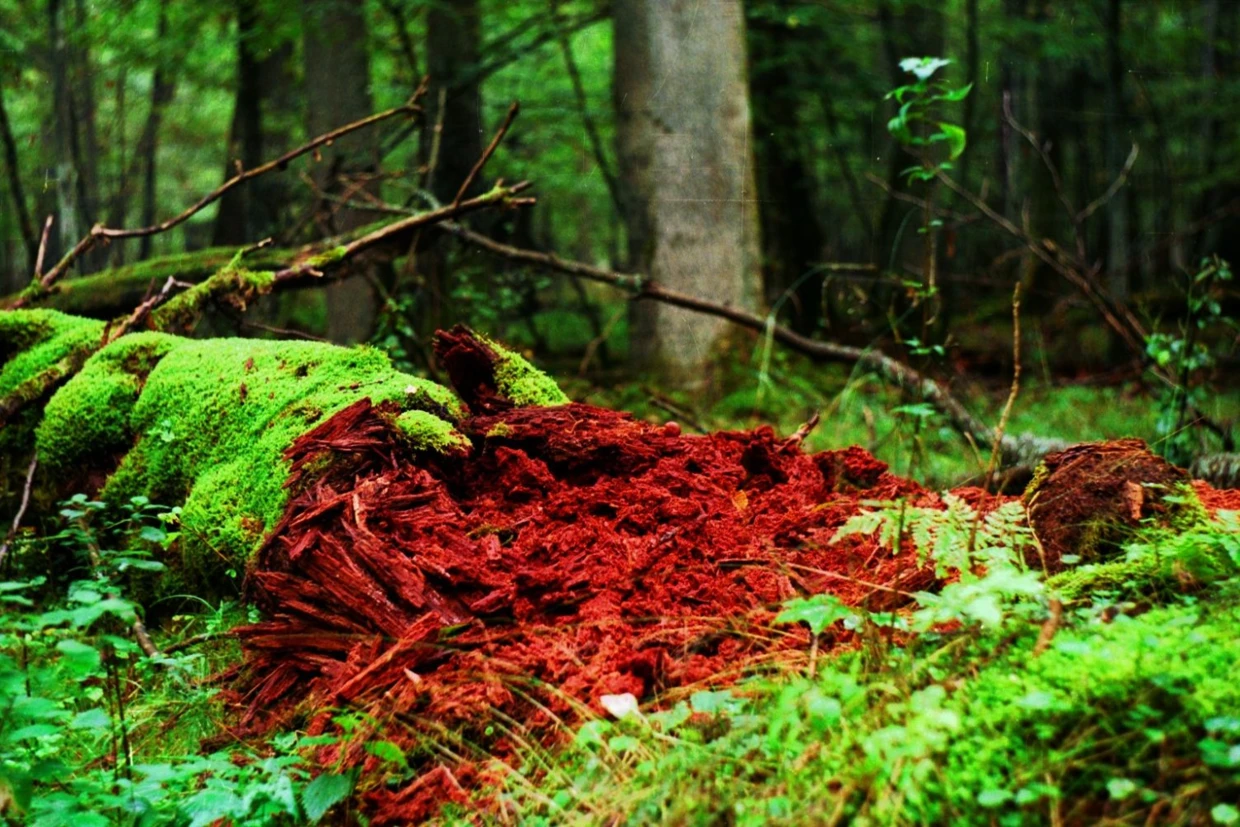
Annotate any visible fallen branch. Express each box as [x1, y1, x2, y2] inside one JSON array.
[[12, 83, 429, 309], [438, 222, 1068, 468]]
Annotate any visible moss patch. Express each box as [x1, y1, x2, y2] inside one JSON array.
[[36, 331, 184, 472], [0, 310, 103, 398], [391, 409, 470, 453], [484, 334, 570, 408], [100, 338, 462, 585]]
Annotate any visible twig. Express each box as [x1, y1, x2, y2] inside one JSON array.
[[161, 631, 228, 655], [577, 303, 626, 376], [645, 392, 708, 434], [273, 181, 533, 286], [106, 276, 182, 342], [0, 454, 38, 570], [786, 411, 822, 449], [34, 215, 53, 279], [1032, 597, 1063, 656], [452, 101, 519, 209], [239, 320, 329, 342], [17, 85, 429, 307], [1078, 144, 1139, 223]]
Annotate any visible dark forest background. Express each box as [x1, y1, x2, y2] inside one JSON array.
[[2, 0, 1238, 390]]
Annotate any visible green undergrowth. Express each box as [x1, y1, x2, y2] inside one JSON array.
[[0, 496, 361, 826], [463, 505, 1240, 826]]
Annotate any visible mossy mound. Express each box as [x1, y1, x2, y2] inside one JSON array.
[[0, 310, 569, 595], [100, 338, 464, 586], [0, 310, 103, 399], [1024, 439, 1201, 569]]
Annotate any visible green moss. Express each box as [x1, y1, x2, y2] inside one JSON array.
[[99, 337, 462, 583], [482, 335, 569, 407], [485, 422, 513, 439], [304, 246, 348, 268], [0, 310, 103, 398], [151, 266, 276, 332], [392, 409, 470, 453], [36, 332, 183, 471]]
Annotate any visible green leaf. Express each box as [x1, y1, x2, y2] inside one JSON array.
[[1106, 778, 1138, 800], [938, 122, 967, 160], [977, 788, 1012, 808], [774, 594, 851, 636], [182, 788, 245, 827], [68, 707, 111, 730], [1213, 804, 1240, 825], [302, 772, 353, 822], [363, 740, 409, 769], [56, 639, 102, 676]]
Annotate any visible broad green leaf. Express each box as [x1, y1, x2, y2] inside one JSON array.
[[302, 773, 354, 823], [938, 122, 967, 160]]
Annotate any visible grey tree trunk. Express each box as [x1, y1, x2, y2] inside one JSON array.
[[1104, 0, 1131, 301], [614, 0, 761, 386], [303, 0, 379, 344]]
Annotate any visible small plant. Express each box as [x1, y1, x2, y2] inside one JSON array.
[[1145, 255, 1236, 466]]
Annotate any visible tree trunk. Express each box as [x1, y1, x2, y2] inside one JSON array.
[[213, 0, 298, 246], [48, 0, 78, 268], [418, 0, 485, 336], [0, 86, 36, 271], [303, 0, 379, 344], [749, 17, 827, 335], [614, 0, 762, 385], [137, 0, 175, 262], [1104, 0, 1131, 302]]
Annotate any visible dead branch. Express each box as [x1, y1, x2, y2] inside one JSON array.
[[438, 221, 1068, 468], [34, 216, 53, 279], [452, 102, 519, 209], [14, 84, 430, 309], [0, 453, 38, 571]]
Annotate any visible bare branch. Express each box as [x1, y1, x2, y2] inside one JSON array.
[[0, 454, 38, 571], [452, 101, 519, 209], [15, 85, 430, 308]]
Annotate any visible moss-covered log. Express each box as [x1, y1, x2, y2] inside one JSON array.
[[0, 310, 564, 594]]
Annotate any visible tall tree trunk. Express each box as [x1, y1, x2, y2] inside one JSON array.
[[614, 0, 761, 385], [415, 0, 484, 338], [213, 0, 297, 246], [748, 17, 826, 335], [303, 0, 379, 344], [48, 0, 78, 268], [137, 0, 175, 262], [1104, 0, 1131, 301], [71, 0, 102, 272], [0, 87, 36, 271]]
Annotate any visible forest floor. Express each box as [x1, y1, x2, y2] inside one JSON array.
[[4, 361, 1240, 826]]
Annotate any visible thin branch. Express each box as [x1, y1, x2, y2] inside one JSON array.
[[452, 101, 519, 209], [18, 85, 429, 307], [1078, 144, 1139, 223], [0, 454, 38, 571], [34, 215, 53, 279], [460, 5, 611, 94]]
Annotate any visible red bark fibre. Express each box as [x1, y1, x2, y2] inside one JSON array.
[[226, 332, 1239, 822]]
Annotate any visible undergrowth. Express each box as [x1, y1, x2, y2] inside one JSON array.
[[469, 502, 1240, 826]]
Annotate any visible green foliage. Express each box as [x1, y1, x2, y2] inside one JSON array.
[[885, 56, 971, 183], [1144, 256, 1237, 466], [0, 498, 358, 826]]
